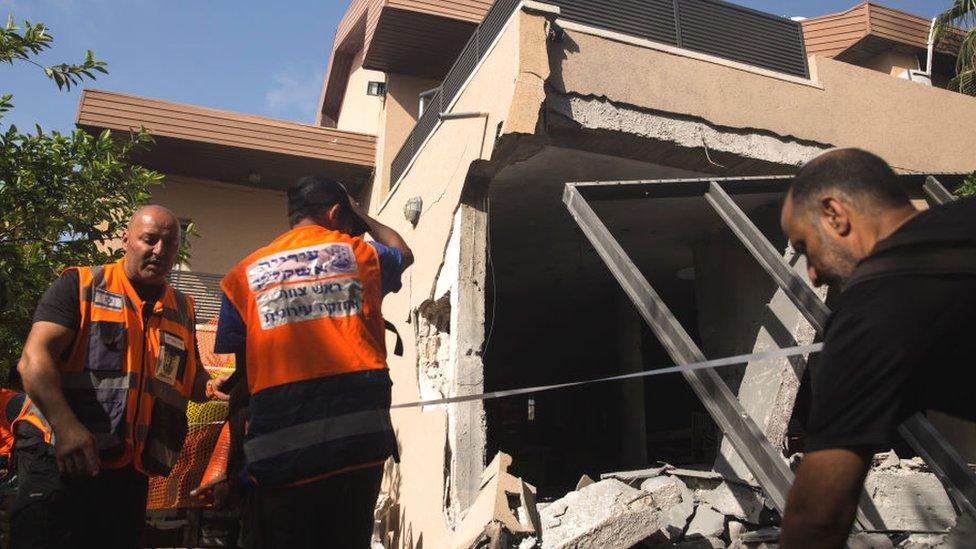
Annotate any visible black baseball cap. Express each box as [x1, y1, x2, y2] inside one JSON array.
[[287, 176, 369, 236]]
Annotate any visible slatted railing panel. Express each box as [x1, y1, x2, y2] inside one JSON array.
[[552, 0, 678, 45], [676, 0, 808, 78], [388, 0, 809, 186], [169, 271, 223, 322]]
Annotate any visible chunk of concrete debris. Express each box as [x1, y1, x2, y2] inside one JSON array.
[[674, 537, 726, 548], [600, 465, 670, 487], [877, 450, 901, 469], [640, 476, 685, 508], [686, 505, 725, 539], [848, 532, 893, 549], [665, 467, 726, 482], [727, 520, 745, 543], [641, 476, 695, 541], [452, 452, 540, 549], [698, 482, 765, 523], [469, 522, 526, 549], [540, 478, 662, 549], [575, 475, 594, 491], [737, 527, 779, 543], [864, 457, 956, 531], [640, 474, 694, 540], [898, 533, 949, 548]]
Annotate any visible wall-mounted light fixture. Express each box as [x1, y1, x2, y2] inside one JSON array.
[[404, 196, 422, 227]]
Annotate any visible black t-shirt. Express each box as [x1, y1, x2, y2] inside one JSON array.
[[805, 198, 976, 452], [33, 269, 164, 331]]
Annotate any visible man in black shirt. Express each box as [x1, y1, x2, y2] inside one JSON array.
[[778, 148, 976, 547], [15, 205, 223, 548]]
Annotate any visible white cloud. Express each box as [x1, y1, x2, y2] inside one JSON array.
[[265, 65, 323, 123]]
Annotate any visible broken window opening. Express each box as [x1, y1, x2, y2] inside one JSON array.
[[563, 174, 976, 524], [480, 181, 808, 497]]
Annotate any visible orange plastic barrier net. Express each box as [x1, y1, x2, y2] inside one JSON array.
[[147, 319, 235, 510]]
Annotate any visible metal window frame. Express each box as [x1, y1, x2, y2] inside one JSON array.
[[563, 174, 973, 528]]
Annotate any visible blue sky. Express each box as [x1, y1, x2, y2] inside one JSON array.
[[1, 0, 951, 134]]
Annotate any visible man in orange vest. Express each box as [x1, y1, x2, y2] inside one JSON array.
[[216, 176, 412, 548], [14, 205, 220, 549], [0, 388, 26, 473]]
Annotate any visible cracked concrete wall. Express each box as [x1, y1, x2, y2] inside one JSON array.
[[548, 24, 976, 174], [421, 208, 489, 528], [367, 8, 544, 548], [549, 93, 828, 168], [417, 293, 452, 405]]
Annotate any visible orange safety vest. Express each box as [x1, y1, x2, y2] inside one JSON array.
[[221, 225, 397, 487], [58, 260, 203, 476], [0, 389, 26, 458], [9, 392, 54, 446]]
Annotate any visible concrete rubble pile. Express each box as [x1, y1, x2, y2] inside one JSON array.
[[439, 450, 964, 549]]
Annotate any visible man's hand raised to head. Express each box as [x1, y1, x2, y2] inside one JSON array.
[[347, 198, 414, 269]]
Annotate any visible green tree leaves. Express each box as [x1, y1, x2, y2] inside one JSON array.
[[0, 14, 162, 376], [956, 173, 976, 197], [934, 0, 976, 96], [1, 16, 107, 92]]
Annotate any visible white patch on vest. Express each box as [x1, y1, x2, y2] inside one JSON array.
[[161, 332, 185, 351], [256, 278, 363, 330], [93, 288, 124, 312], [155, 332, 186, 386], [246, 243, 358, 292]]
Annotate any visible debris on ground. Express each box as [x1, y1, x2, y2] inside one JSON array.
[[540, 478, 662, 549], [451, 452, 540, 549], [485, 452, 963, 549], [864, 454, 956, 532]]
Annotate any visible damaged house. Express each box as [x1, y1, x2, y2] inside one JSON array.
[[75, 0, 976, 547]]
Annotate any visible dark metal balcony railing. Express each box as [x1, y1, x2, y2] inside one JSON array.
[[389, 0, 809, 186], [169, 270, 224, 322]]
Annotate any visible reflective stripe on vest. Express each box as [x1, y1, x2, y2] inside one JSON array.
[[61, 371, 139, 391], [245, 409, 393, 464], [242, 369, 397, 487], [62, 260, 198, 477], [13, 400, 55, 445]]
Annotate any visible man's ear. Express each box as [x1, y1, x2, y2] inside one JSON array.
[[324, 203, 343, 227], [820, 197, 852, 237], [121, 230, 130, 252]]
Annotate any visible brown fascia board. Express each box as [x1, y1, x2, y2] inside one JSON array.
[[317, 0, 489, 124], [801, 1, 962, 60], [76, 88, 376, 167], [317, 0, 374, 127]]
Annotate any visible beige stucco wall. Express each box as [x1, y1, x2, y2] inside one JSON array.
[[351, 5, 976, 545], [861, 49, 921, 78], [337, 48, 386, 135], [551, 27, 976, 174], [369, 10, 530, 548], [150, 175, 289, 274], [369, 73, 440, 209]]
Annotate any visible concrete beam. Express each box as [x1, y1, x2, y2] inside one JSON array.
[[694, 226, 823, 482]]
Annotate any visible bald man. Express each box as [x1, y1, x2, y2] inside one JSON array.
[[14, 205, 218, 549], [779, 150, 976, 547]]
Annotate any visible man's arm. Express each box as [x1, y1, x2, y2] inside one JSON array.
[[351, 202, 414, 269], [18, 321, 100, 476], [780, 448, 872, 548]]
